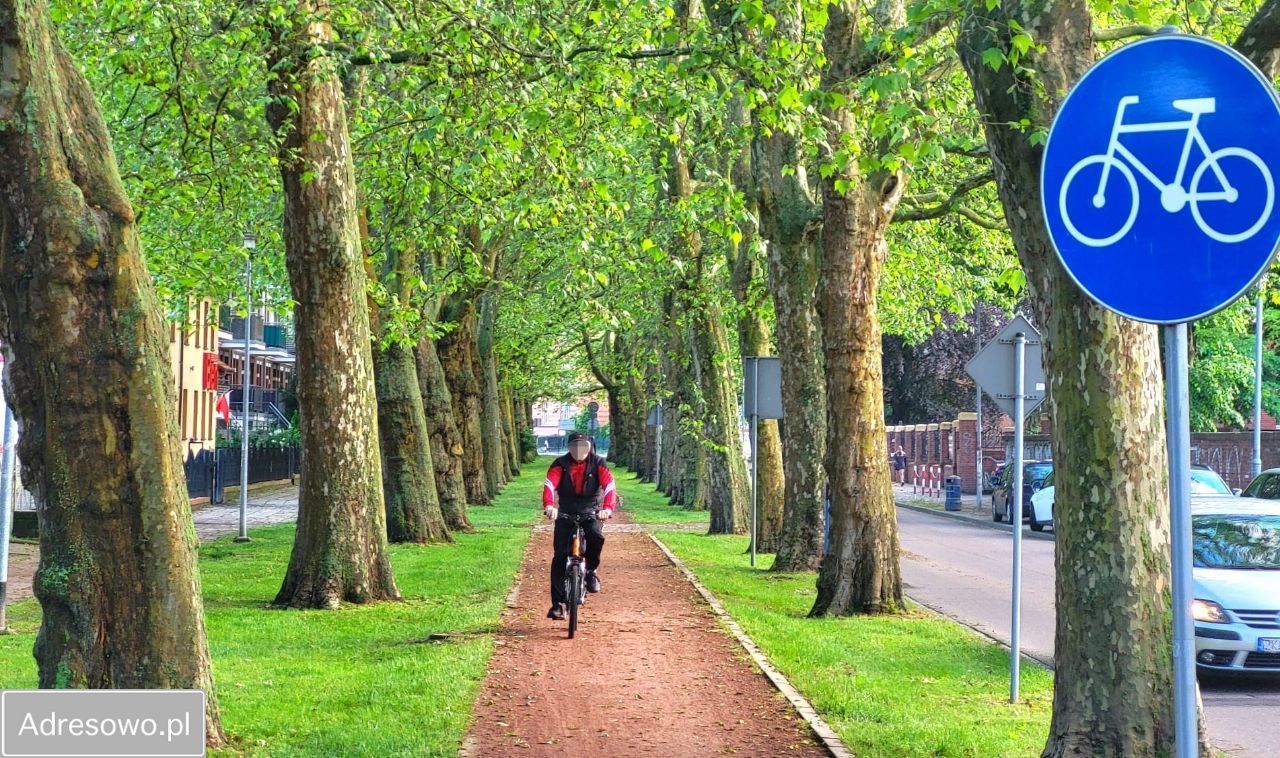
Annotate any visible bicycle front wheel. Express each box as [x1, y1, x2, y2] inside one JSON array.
[[1190, 147, 1275, 244], [566, 563, 583, 639]]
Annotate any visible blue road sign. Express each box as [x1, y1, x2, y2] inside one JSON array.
[[1042, 34, 1280, 324]]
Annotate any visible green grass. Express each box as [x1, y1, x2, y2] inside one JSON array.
[[655, 531, 1053, 757], [612, 468, 711, 524], [0, 473, 542, 757]]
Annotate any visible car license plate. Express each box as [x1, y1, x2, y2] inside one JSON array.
[[1259, 638, 1280, 653]]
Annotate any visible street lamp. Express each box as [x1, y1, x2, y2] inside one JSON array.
[[236, 231, 256, 543]]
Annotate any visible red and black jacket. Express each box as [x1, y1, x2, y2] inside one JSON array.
[[542, 454, 617, 514]]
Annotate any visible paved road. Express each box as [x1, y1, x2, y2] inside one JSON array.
[[898, 506, 1280, 758]]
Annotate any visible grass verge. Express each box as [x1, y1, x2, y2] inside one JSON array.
[[612, 468, 711, 524], [0, 472, 541, 757], [655, 531, 1053, 757]]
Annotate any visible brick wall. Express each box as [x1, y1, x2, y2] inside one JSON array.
[[1189, 431, 1280, 490]]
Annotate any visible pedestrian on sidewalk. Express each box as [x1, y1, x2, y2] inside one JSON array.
[[542, 431, 617, 621], [892, 444, 907, 485]]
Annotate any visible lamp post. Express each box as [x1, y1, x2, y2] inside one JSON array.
[[236, 232, 255, 543]]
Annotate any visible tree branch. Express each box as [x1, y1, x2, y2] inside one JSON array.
[[335, 46, 434, 66], [582, 330, 619, 392], [1094, 24, 1160, 42], [894, 169, 995, 223], [953, 205, 1004, 230], [845, 11, 957, 82]]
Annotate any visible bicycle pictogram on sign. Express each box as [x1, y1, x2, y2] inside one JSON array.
[[1059, 95, 1275, 247]]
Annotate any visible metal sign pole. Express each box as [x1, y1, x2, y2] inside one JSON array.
[[1009, 331, 1026, 703], [0, 400, 15, 631], [1254, 286, 1265, 479], [750, 358, 760, 567], [1165, 324, 1197, 758], [654, 412, 664, 488], [975, 306, 984, 512]]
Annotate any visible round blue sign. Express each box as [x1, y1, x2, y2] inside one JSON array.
[[1042, 34, 1280, 324]]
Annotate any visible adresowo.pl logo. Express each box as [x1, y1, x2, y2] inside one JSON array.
[[2, 690, 205, 757]]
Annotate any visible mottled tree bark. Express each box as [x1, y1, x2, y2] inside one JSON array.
[[372, 338, 451, 544], [369, 242, 450, 545], [811, 0, 904, 615], [752, 11, 828, 569], [667, 131, 750, 532], [477, 291, 507, 493], [502, 387, 521, 476], [723, 96, 785, 550], [660, 296, 704, 509], [267, 2, 398, 608], [415, 335, 472, 531], [959, 2, 1199, 753], [688, 299, 752, 534], [438, 301, 490, 505], [0, 0, 223, 741]]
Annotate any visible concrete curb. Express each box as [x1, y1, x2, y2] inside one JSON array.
[[903, 593, 1056, 671], [648, 534, 853, 758], [896, 501, 1056, 542]]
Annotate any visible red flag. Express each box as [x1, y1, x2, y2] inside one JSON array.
[[215, 392, 231, 424]]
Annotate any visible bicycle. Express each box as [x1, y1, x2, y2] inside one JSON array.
[[557, 510, 597, 639], [1059, 95, 1274, 246]]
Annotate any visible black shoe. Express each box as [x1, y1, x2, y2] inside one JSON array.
[[586, 572, 601, 594], [546, 603, 565, 620]]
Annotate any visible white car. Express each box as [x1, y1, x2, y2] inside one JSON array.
[[1190, 495, 1280, 672], [1029, 488, 1280, 672], [1028, 464, 1237, 532]]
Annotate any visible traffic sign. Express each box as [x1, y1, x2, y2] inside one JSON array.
[[1041, 34, 1280, 324], [964, 315, 1046, 420], [742, 357, 782, 420]]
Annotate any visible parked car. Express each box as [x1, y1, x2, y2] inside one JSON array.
[[1191, 465, 1236, 496], [991, 460, 1053, 525], [1242, 467, 1280, 500], [1190, 494, 1280, 673], [1029, 463, 1235, 532], [1028, 472, 1055, 532]]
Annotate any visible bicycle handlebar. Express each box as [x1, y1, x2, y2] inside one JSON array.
[[556, 510, 599, 523]]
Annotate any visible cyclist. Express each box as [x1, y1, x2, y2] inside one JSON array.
[[542, 431, 616, 620]]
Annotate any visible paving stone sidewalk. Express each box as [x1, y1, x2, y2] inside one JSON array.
[[4, 482, 300, 606]]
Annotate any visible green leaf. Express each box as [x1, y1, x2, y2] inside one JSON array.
[[982, 48, 1005, 72]]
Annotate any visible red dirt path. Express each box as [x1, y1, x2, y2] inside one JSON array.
[[463, 522, 826, 757]]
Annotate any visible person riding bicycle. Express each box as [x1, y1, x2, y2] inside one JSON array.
[[542, 431, 616, 620]]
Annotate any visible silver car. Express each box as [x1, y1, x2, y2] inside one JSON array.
[[1191, 495, 1280, 673]]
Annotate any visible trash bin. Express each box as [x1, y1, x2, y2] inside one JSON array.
[[945, 475, 962, 511]]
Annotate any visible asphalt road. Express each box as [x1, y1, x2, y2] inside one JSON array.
[[897, 506, 1280, 758]]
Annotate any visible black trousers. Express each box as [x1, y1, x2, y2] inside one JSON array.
[[550, 516, 605, 605]]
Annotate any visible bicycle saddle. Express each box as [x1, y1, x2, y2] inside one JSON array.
[[1172, 97, 1216, 115]]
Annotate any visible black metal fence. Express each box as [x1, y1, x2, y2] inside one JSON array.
[[183, 445, 297, 503]]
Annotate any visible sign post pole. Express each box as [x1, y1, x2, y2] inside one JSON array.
[[1009, 332, 1026, 703], [653, 407, 664, 489], [0, 396, 14, 632], [1254, 285, 1265, 480], [975, 305, 984, 512], [750, 359, 760, 567], [1165, 324, 1197, 758]]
